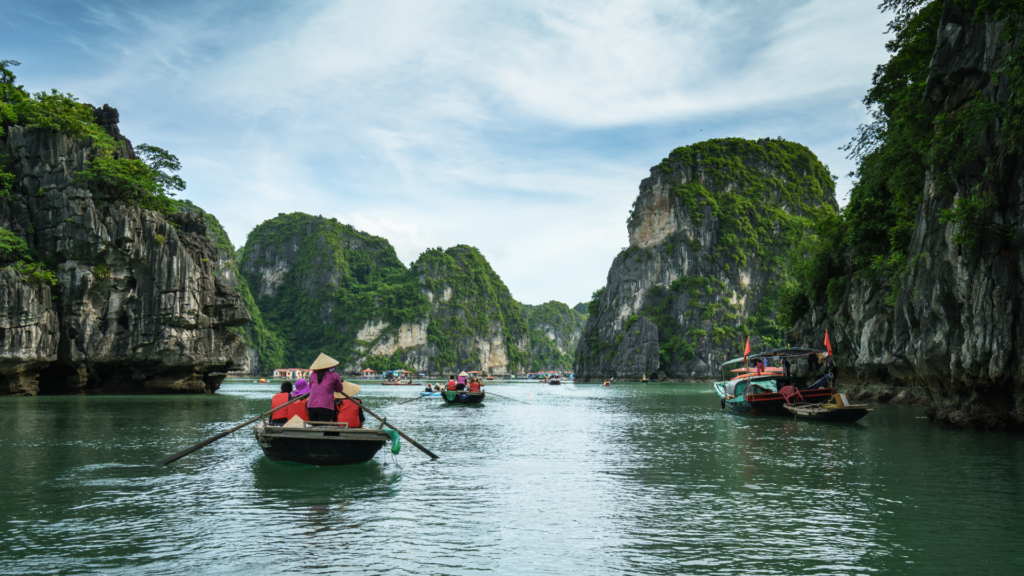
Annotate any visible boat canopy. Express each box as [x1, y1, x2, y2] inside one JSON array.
[[721, 347, 826, 367]]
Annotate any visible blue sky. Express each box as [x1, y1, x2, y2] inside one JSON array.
[[3, 0, 890, 306]]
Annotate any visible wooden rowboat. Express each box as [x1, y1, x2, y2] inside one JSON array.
[[440, 390, 485, 405], [783, 394, 873, 423], [253, 421, 391, 465]]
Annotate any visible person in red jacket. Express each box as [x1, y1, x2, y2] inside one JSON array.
[[269, 382, 294, 426], [335, 396, 365, 428], [468, 378, 481, 392], [446, 375, 457, 391]]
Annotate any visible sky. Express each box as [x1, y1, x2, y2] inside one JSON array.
[[2, 0, 892, 306]]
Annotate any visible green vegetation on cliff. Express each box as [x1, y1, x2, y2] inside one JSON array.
[[1, 60, 182, 215], [416, 245, 529, 372], [648, 138, 835, 271], [240, 213, 429, 369], [647, 139, 835, 365], [783, 1, 1024, 322], [523, 301, 585, 371], [0, 228, 56, 286]]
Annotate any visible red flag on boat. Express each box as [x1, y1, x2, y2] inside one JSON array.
[[824, 330, 833, 356], [743, 337, 751, 364]]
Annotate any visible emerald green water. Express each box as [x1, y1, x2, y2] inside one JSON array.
[[1, 380, 1022, 575]]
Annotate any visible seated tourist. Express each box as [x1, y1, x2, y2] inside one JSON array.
[[468, 378, 481, 392], [335, 395, 365, 429], [270, 382, 294, 426], [446, 375, 457, 391]]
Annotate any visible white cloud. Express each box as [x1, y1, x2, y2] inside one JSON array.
[[10, 0, 892, 305]]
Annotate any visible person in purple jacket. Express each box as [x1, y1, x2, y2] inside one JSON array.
[[306, 353, 346, 423]]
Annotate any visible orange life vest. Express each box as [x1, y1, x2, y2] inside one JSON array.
[[270, 393, 290, 420], [446, 380, 457, 391], [336, 398, 362, 428], [287, 398, 308, 421], [469, 381, 481, 392]]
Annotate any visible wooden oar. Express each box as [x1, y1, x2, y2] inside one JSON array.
[[395, 392, 436, 406], [482, 391, 532, 405], [338, 391, 439, 460], [153, 393, 310, 466]]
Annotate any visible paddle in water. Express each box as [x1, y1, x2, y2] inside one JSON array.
[[337, 390, 439, 459], [153, 393, 310, 466]]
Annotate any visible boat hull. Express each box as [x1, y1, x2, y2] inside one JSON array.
[[440, 390, 485, 404], [714, 379, 836, 416], [254, 423, 387, 465], [784, 404, 872, 422]]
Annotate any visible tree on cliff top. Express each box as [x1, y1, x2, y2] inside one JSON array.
[[1, 59, 183, 215]]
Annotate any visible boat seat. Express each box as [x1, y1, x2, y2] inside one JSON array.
[[826, 394, 850, 408], [779, 385, 804, 405]]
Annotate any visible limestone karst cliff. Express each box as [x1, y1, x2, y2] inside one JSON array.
[[574, 138, 837, 381], [238, 213, 530, 373], [522, 301, 585, 371], [0, 119, 250, 395], [787, 0, 1024, 429], [178, 201, 282, 375]]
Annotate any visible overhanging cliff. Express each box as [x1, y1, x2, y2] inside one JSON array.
[[0, 121, 250, 395]]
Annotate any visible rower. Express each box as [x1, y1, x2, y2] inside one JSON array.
[[270, 382, 293, 426]]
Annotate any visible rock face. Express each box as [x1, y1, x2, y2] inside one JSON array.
[[0, 266, 59, 394], [179, 201, 275, 375], [575, 138, 836, 381], [0, 123, 250, 395], [522, 301, 585, 371], [790, 2, 1024, 429], [238, 214, 531, 374], [417, 245, 531, 374]]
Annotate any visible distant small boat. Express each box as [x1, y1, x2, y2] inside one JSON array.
[[381, 381, 418, 386], [549, 376, 561, 385], [253, 422, 391, 465], [420, 391, 439, 397], [783, 393, 873, 423], [440, 390, 485, 405]]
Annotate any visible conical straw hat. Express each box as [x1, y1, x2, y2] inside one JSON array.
[[283, 415, 306, 428], [333, 381, 362, 398], [309, 353, 339, 370], [458, 371, 468, 377]]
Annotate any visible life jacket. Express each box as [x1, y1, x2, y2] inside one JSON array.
[[446, 380, 457, 391], [336, 398, 362, 428], [270, 393, 290, 420], [469, 380, 481, 392], [287, 398, 309, 421]]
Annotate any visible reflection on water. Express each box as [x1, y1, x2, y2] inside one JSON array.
[[1, 381, 1023, 575]]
